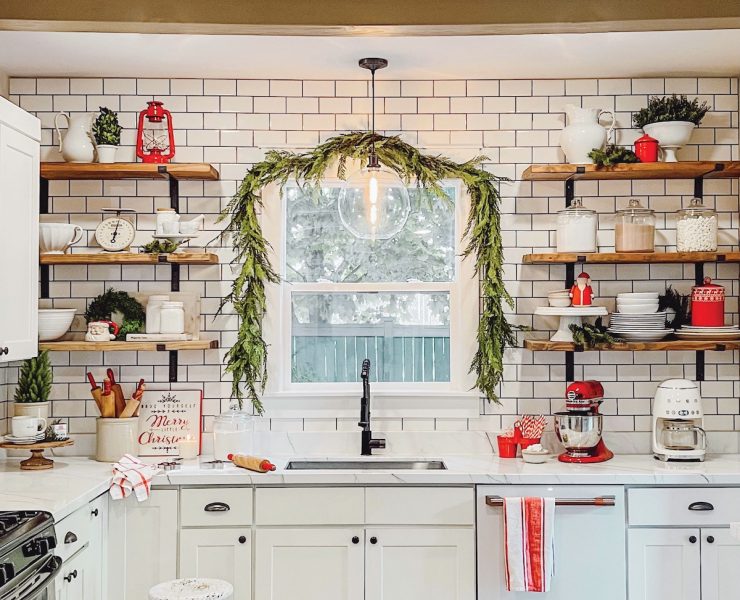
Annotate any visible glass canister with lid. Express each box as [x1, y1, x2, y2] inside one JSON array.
[[676, 197, 718, 252], [213, 410, 255, 461], [615, 198, 656, 253], [556, 198, 598, 253]]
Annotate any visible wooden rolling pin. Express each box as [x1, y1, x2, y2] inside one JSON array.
[[100, 379, 116, 418], [119, 379, 145, 418], [107, 368, 126, 417], [87, 372, 104, 415], [228, 453, 276, 473]]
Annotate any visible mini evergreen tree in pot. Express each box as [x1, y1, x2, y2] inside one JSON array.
[[13, 350, 53, 420], [92, 106, 122, 163]]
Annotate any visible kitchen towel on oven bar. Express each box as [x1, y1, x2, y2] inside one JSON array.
[[109, 454, 161, 502], [503, 497, 555, 592]]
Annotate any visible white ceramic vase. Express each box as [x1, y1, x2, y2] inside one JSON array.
[[55, 112, 95, 163], [96, 144, 118, 163], [560, 104, 616, 164], [14, 401, 50, 421], [96, 418, 138, 462], [643, 121, 695, 162]]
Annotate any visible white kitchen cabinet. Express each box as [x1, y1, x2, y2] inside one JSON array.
[[180, 528, 251, 598], [477, 485, 626, 600], [628, 528, 701, 600], [0, 98, 40, 363], [365, 528, 475, 600], [701, 529, 740, 600], [254, 528, 364, 600], [55, 544, 91, 600], [108, 490, 178, 600]]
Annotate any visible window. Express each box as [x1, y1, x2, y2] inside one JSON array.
[[262, 179, 478, 415]]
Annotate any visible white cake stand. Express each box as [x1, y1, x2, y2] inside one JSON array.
[[535, 306, 609, 342]]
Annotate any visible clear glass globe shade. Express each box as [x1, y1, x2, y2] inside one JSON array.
[[337, 167, 411, 240]]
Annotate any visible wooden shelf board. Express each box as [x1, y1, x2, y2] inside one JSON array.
[[40, 340, 219, 352], [522, 161, 737, 181], [40, 252, 218, 265], [40, 162, 219, 181], [524, 339, 740, 352], [523, 251, 736, 265]]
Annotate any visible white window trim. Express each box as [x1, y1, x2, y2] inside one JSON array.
[[261, 178, 479, 418]]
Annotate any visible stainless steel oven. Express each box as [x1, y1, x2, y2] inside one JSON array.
[[0, 555, 61, 600]]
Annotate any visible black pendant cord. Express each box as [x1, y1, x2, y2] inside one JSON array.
[[359, 57, 388, 170]]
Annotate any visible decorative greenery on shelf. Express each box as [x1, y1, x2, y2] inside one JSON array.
[[92, 107, 122, 146], [659, 285, 691, 329], [85, 288, 145, 340], [141, 239, 182, 254], [14, 350, 52, 404], [219, 131, 513, 414], [588, 144, 640, 167], [569, 318, 618, 348], [632, 95, 711, 129]]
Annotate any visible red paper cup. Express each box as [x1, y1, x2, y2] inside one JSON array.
[[519, 437, 542, 451], [497, 435, 518, 458]]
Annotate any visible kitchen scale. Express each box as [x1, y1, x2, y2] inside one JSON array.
[[95, 208, 137, 252]]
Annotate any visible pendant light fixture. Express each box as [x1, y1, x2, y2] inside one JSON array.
[[338, 58, 411, 241]]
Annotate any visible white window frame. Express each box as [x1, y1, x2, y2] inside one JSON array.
[[261, 178, 479, 418]]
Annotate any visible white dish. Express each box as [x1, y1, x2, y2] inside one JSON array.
[[615, 304, 660, 314], [152, 234, 199, 241], [521, 450, 550, 464], [617, 292, 660, 299], [548, 297, 572, 308], [680, 325, 739, 331], [38, 308, 77, 341], [675, 331, 740, 341], [39, 222, 84, 254], [548, 290, 571, 297], [609, 330, 673, 341], [616, 297, 660, 305]]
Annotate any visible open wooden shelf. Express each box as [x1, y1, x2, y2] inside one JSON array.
[[523, 251, 740, 265], [524, 339, 740, 352], [40, 252, 219, 266], [40, 340, 219, 352], [522, 161, 739, 181], [40, 162, 219, 181]]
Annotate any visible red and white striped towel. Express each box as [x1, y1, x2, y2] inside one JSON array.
[[503, 497, 555, 592], [109, 454, 161, 502]]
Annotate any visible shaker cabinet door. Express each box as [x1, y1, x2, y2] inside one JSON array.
[[628, 528, 701, 600], [701, 528, 740, 600]]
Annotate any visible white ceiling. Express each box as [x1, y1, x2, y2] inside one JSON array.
[[1, 29, 740, 80]]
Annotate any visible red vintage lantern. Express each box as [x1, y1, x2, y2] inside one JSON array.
[[691, 277, 725, 327], [136, 101, 175, 163]]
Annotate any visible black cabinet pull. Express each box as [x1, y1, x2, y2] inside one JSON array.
[[688, 501, 714, 511], [91, 508, 99, 517], [689, 536, 697, 544], [352, 536, 360, 544], [64, 569, 77, 583], [238, 536, 247, 544], [64, 532, 77, 544], [0, 347, 8, 356], [204, 502, 230, 512], [707, 536, 715, 544], [370, 536, 378, 545]]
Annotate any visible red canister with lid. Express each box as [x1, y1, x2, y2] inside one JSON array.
[[691, 277, 725, 327], [634, 134, 659, 163]]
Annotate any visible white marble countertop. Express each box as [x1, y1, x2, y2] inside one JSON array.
[[3, 453, 740, 520]]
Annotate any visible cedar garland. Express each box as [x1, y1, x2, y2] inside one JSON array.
[[219, 132, 513, 414]]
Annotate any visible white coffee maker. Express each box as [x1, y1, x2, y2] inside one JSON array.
[[652, 379, 706, 462]]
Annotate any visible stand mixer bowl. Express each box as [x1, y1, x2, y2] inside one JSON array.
[[554, 412, 603, 456]]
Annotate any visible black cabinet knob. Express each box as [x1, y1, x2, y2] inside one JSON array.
[[91, 508, 99, 517], [352, 536, 360, 544], [689, 536, 697, 544], [64, 569, 77, 583], [238, 536, 247, 544], [0, 347, 8, 356], [707, 536, 715, 544], [370, 536, 378, 545]]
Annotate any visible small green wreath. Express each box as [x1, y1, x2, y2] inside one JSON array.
[[85, 288, 145, 340]]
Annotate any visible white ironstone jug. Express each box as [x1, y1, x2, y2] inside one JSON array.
[[54, 112, 95, 163], [559, 104, 615, 164]]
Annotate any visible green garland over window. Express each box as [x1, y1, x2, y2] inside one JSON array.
[[219, 132, 514, 414]]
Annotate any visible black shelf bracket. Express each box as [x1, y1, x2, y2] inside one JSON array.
[[564, 179, 575, 207], [157, 254, 180, 292], [40, 177, 50, 298], [169, 350, 178, 382], [161, 165, 180, 212], [565, 351, 575, 382], [696, 350, 705, 381]]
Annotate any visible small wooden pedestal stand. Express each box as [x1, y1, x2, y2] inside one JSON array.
[[0, 439, 74, 470]]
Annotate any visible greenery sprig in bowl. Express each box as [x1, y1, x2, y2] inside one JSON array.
[[588, 144, 640, 167], [632, 95, 710, 129]]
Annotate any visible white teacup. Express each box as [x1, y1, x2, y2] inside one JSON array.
[[39, 223, 83, 255], [11, 415, 47, 437]]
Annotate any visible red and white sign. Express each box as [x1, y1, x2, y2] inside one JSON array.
[[137, 390, 202, 456]]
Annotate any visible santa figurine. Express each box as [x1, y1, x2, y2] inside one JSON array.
[[570, 272, 594, 306]]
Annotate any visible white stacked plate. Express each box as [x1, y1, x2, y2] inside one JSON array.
[[616, 292, 660, 314], [675, 325, 740, 341], [609, 310, 672, 341], [3, 432, 45, 445]]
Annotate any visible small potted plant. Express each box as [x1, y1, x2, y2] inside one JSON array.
[[92, 106, 122, 164], [632, 95, 710, 162], [13, 350, 53, 420]]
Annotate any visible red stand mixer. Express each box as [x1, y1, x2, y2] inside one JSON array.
[[554, 380, 614, 463]]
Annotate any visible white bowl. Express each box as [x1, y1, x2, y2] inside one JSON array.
[[522, 450, 550, 464], [616, 297, 660, 305], [616, 292, 660, 300], [548, 290, 571, 297], [39, 223, 84, 255], [548, 297, 572, 308], [38, 309, 76, 341], [616, 304, 659, 314]]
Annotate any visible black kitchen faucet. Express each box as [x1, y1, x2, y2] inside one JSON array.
[[359, 359, 386, 456]]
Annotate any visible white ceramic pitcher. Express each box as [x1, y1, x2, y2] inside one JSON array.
[[560, 104, 615, 164], [54, 112, 95, 163]]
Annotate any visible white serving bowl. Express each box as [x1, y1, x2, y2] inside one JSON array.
[[548, 297, 572, 308], [38, 309, 76, 341], [39, 223, 83, 255], [616, 292, 660, 300], [616, 304, 660, 314], [548, 290, 571, 297]]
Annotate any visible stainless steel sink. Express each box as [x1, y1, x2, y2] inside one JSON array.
[[285, 460, 447, 470]]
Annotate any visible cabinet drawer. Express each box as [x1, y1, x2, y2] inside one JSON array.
[[628, 487, 740, 526], [181, 487, 253, 527], [255, 488, 364, 525], [55, 501, 99, 561], [366, 487, 474, 525]]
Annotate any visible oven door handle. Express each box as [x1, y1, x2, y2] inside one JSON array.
[[13, 555, 62, 600]]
